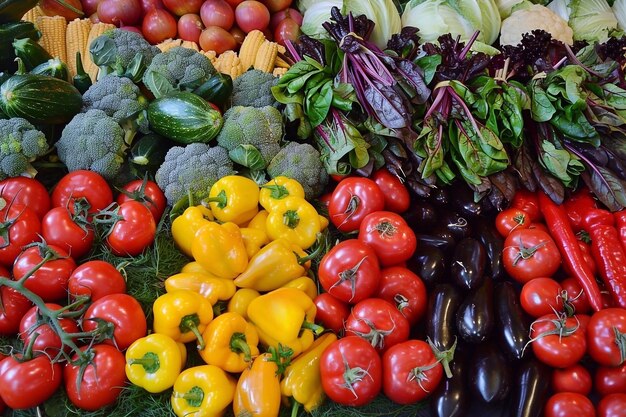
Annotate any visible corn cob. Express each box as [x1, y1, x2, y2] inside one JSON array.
[[214, 51, 244, 79], [201, 50, 218, 65], [21, 6, 43, 24], [156, 38, 181, 52], [83, 22, 116, 81], [37, 15, 68, 63], [253, 40, 278, 73], [272, 67, 288, 77], [274, 55, 291, 69], [239, 30, 265, 71], [65, 18, 92, 78], [181, 40, 200, 51]]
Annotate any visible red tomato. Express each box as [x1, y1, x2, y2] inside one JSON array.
[[511, 189, 541, 222], [528, 222, 549, 233], [551, 364, 592, 395], [328, 177, 385, 233], [42, 206, 95, 260], [382, 339, 443, 404], [503, 228, 561, 284], [64, 344, 127, 411], [588, 308, 626, 367], [200, 0, 234, 30], [370, 168, 410, 213], [116, 179, 167, 223], [261, 0, 291, 13], [68, 260, 126, 301], [313, 293, 350, 335], [317, 239, 380, 304], [596, 364, 626, 396], [0, 286, 32, 335], [358, 211, 417, 266], [320, 336, 382, 407], [13, 244, 76, 302], [520, 277, 564, 318], [530, 314, 586, 369], [0, 355, 63, 409], [273, 16, 300, 46], [104, 201, 156, 256], [495, 207, 531, 237], [345, 298, 410, 353], [51, 170, 113, 214], [560, 277, 592, 315], [0, 177, 50, 220], [235, 0, 270, 33], [142, 8, 177, 44], [544, 392, 595, 417], [598, 393, 626, 417], [19, 303, 79, 354], [82, 293, 147, 350], [0, 203, 40, 267], [374, 266, 427, 325]]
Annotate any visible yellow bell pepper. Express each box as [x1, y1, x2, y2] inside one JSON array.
[[259, 176, 306, 212], [199, 312, 260, 373], [192, 222, 248, 279], [247, 288, 323, 358], [319, 214, 329, 231], [248, 210, 269, 233], [171, 205, 214, 257], [240, 227, 269, 259], [171, 365, 236, 417], [153, 290, 213, 350], [125, 334, 183, 393], [227, 288, 260, 320], [205, 175, 259, 225], [265, 196, 321, 249], [181, 261, 210, 274], [280, 332, 338, 413], [281, 276, 318, 300], [233, 353, 281, 417], [165, 272, 236, 305]]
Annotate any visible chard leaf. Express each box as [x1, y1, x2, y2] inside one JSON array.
[[530, 82, 556, 122], [285, 67, 322, 94], [582, 167, 626, 211], [600, 83, 626, 110], [277, 60, 320, 91], [550, 111, 600, 144], [228, 144, 266, 170], [415, 120, 445, 179], [533, 166, 565, 205], [414, 54, 441, 85], [364, 82, 408, 129], [490, 170, 518, 206], [395, 59, 430, 104], [331, 82, 356, 111], [538, 140, 585, 187], [315, 111, 370, 175], [271, 86, 305, 105], [455, 120, 509, 177], [305, 79, 333, 128], [514, 145, 538, 192]]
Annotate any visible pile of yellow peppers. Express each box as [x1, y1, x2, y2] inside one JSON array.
[[124, 175, 336, 417]]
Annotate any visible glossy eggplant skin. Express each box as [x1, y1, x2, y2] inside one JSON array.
[[427, 284, 462, 352], [404, 199, 438, 232], [456, 278, 494, 344], [495, 282, 530, 361], [450, 238, 486, 291], [473, 217, 505, 280], [406, 246, 446, 289], [437, 210, 473, 241], [430, 353, 467, 417], [510, 359, 551, 417], [415, 233, 456, 257], [450, 182, 482, 219], [428, 187, 450, 208], [469, 342, 511, 403]]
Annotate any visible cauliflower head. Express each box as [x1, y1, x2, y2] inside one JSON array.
[[267, 142, 329, 199], [500, 3, 574, 46]]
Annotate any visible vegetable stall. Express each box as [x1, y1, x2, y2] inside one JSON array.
[[1, 0, 626, 416]]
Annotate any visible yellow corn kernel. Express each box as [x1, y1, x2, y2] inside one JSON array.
[[214, 50, 244, 79], [253, 40, 278, 73], [181, 40, 200, 51], [201, 50, 218, 65], [274, 55, 291, 69], [277, 44, 286, 54], [22, 5, 44, 24], [83, 23, 116, 81], [65, 18, 93, 78], [272, 67, 288, 77], [156, 38, 181, 52], [239, 30, 265, 71], [37, 15, 68, 63]]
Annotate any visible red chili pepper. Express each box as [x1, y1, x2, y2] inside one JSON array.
[[614, 210, 626, 254], [538, 192, 603, 312], [563, 187, 597, 232], [511, 189, 541, 222]]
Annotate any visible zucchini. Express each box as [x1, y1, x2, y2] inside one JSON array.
[[0, 0, 38, 24], [0, 21, 40, 72], [147, 91, 223, 144], [129, 133, 174, 178], [30, 58, 70, 81], [0, 73, 82, 124], [193, 72, 233, 106], [13, 37, 53, 70]]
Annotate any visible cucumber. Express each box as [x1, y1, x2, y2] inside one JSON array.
[[13, 37, 53, 70], [129, 133, 174, 178], [0, 0, 39, 24], [0, 21, 40, 72], [30, 58, 70, 81], [147, 91, 223, 144], [193, 72, 233, 107]]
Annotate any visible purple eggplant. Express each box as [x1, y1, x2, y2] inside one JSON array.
[[406, 246, 447, 288], [510, 359, 551, 417], [469, 342, 511, 403], [473, 217, 505, 280], [437, 210, 473, 240], [495, 282, 530, 361], [404, 199, 438, 232], [450, 238, 486, 291], [456, 278, 494, 344], [427, 284, 462, 377], [430, 352, 468, 417]]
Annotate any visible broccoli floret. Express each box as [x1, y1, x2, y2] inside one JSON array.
[[143, 47, 217, 99], [56, 109, 127, 180], [267, 142, 329, 199], [216, 106, 283, 170], [155, 143, 235, 206], [81, 74, 149, 137], [89, 29, 160, 83], [229, 69, 279, 108], [0, 118, 48, 180]]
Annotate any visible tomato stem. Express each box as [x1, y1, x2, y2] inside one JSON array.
[[428, 336, 456, 379], [331, 256, 369, 302], [340, 351, 372, 400], [613, 326, 626, 366]]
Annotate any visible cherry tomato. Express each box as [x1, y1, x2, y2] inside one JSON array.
[[560, 277, 592, 315], [370, 168, 410, 213], [19, 303, 79, 354], [530, 314, 586, 369], [0, 177, 50, 220], [495, 207, 531, 237], [598, 393, 626, 417], [273, 16, 300, 46], [116, 179, 167, 223], [0, 203, 40, 267], [41, 206, 95, 260], [318, 239, 380, 304], [551, 364, 592, 395], [68, 260, 127, 301], [596, 364, 626, 396], [328, 177, 384, 233], [313, 293, 350, 335], [511, 189, 541, 222], [320, 336, 382, 407], [520, 277, 564, 318], [588, 308, 626, 367], [51, 170, 113, 214], [503, 228, 561, 284], [104, 201, 156, 256], [64, 344, 127, 411], [0, 354, 63, 409], [374, 266, 427, 325], [345, 298, 410, 354], [358, 211, 417, 266], [544, 392, 595, 417], [0, 285, 32, 335], [382, 339, 443, 404]]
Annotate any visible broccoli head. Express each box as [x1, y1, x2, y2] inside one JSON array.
[[155, 143, 235, 206], [143, 47, 217, 99], [81, 74, 149, 137], [89, 29, 160, 83], [229, 69, 279, 108], [56, 109, 127, 180], [216, 106, 283, 170], [267, 142, 329, 199], [0, 118, 48, 180]]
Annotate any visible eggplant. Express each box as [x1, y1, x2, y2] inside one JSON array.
[[428, 187, 449, 207], [456, 278, 494, 344], [427, 284, 462, 354], [473, 217, 505, 280], [404, 199, 438, 232], [469, 342, 511, 403], [406, 246, 447, 288], [450, 238, 486, 291], [449, 182, 482, 218], [495, 282, 530, 361], [415, 232, 456, 256], [510, 359, 551, 417], [430, 352, 468, 417], [437, 210, 473, 241]]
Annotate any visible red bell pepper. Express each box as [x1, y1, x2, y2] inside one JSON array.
[[615, 210, 626, 254]]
